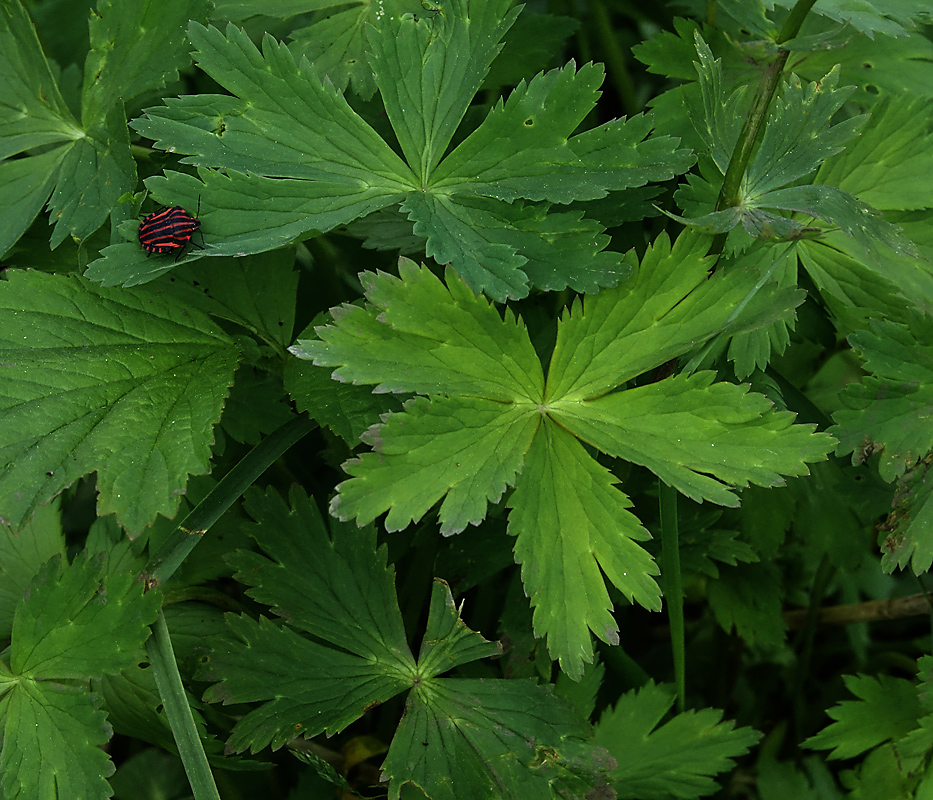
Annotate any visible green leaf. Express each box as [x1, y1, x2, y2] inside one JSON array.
[[11, 551, 160, 679], [0, 0, 79, 158], [745, 67, 861, 197], [300, 236, 833, 677], [81, 0, 212, 122], [382, 678, 596, 800], [430, 61, 607, 201], [815, 96, 933, 212], [293, 259, 545, 400], [417, 579, 502, 678], [285, 331, 405, 445], [831, 317, 933, 483], [47, 101, 137, 249], [552, 374, 832, 507], [232, 486, 414, 664], [367, 0, 520, 179], [879, 459, 933, 574], [151, 250, 299, 351], [804, 673, 922, 759], [508, 419, 661, 679], [0, 271, 240, 534], [201, 613, 414, 752], [0, 501, 66, 641], [797, 31, 933, 105], [201, 487, 416, 752], [771, 0, 930, 38], [334, 395, 540, 535], [122, 7, 691, 299], [0, 0, 80, 255], [593, 681, 759, 800], [707, 562, 786, 649], [288, 2, 375, 99], [0, 680, 114, 800]]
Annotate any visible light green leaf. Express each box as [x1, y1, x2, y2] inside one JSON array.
[[0, 501, 66, 641], [367, 0, 520, 179], [231, 486, 414, 664], [417, 579, 502, 678], [509, 419, 661, 680], [333, 395, 540, 535], [552, 373, 833, 507], [0, 680, 114, 800], [294, 259, 545, 401], [0, 271, 239, 534], [11, 551, 160, 679], [383, 678, 596, 800], [545, 231, 798, 401], [285, 341, 404, 445], [816, 96, 933, 212], [804, 673, 922, 758], [594, 681, 760, 800]]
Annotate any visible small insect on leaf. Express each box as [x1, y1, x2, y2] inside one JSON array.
[[138, 197, 204, 262]]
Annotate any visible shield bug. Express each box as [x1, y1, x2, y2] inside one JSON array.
[[138, 198, 204, 262]]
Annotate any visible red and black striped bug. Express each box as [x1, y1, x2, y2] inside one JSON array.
[[138, 198, 204, 262]]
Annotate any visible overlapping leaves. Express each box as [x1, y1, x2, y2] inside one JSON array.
[[0, 551, 161, 800], [293, 233, 835, 678], [201, 486, 603, 799], [0, 0, 210, 258], [830, 315, 933, 574], [105, 0, 693, 298]]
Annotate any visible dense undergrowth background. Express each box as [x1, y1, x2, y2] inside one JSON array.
[[1, 0, 933, 798]]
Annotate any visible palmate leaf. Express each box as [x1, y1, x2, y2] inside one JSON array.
[[202, 487, 601, 798], [804, 674, 922, 759], [115, 0, 693, 299], [0, 271, 239, 534], [594, 681, 759, 800], [295, 233, 835, 678]]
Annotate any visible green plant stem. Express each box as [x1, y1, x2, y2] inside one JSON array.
[[710, 0, 818, 255], [586, 0, 637, 115], [147, 611, 221, 800], [660, 480, 686, 713], [791, 554, 834, 743], [145, 412, 316, 587]]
